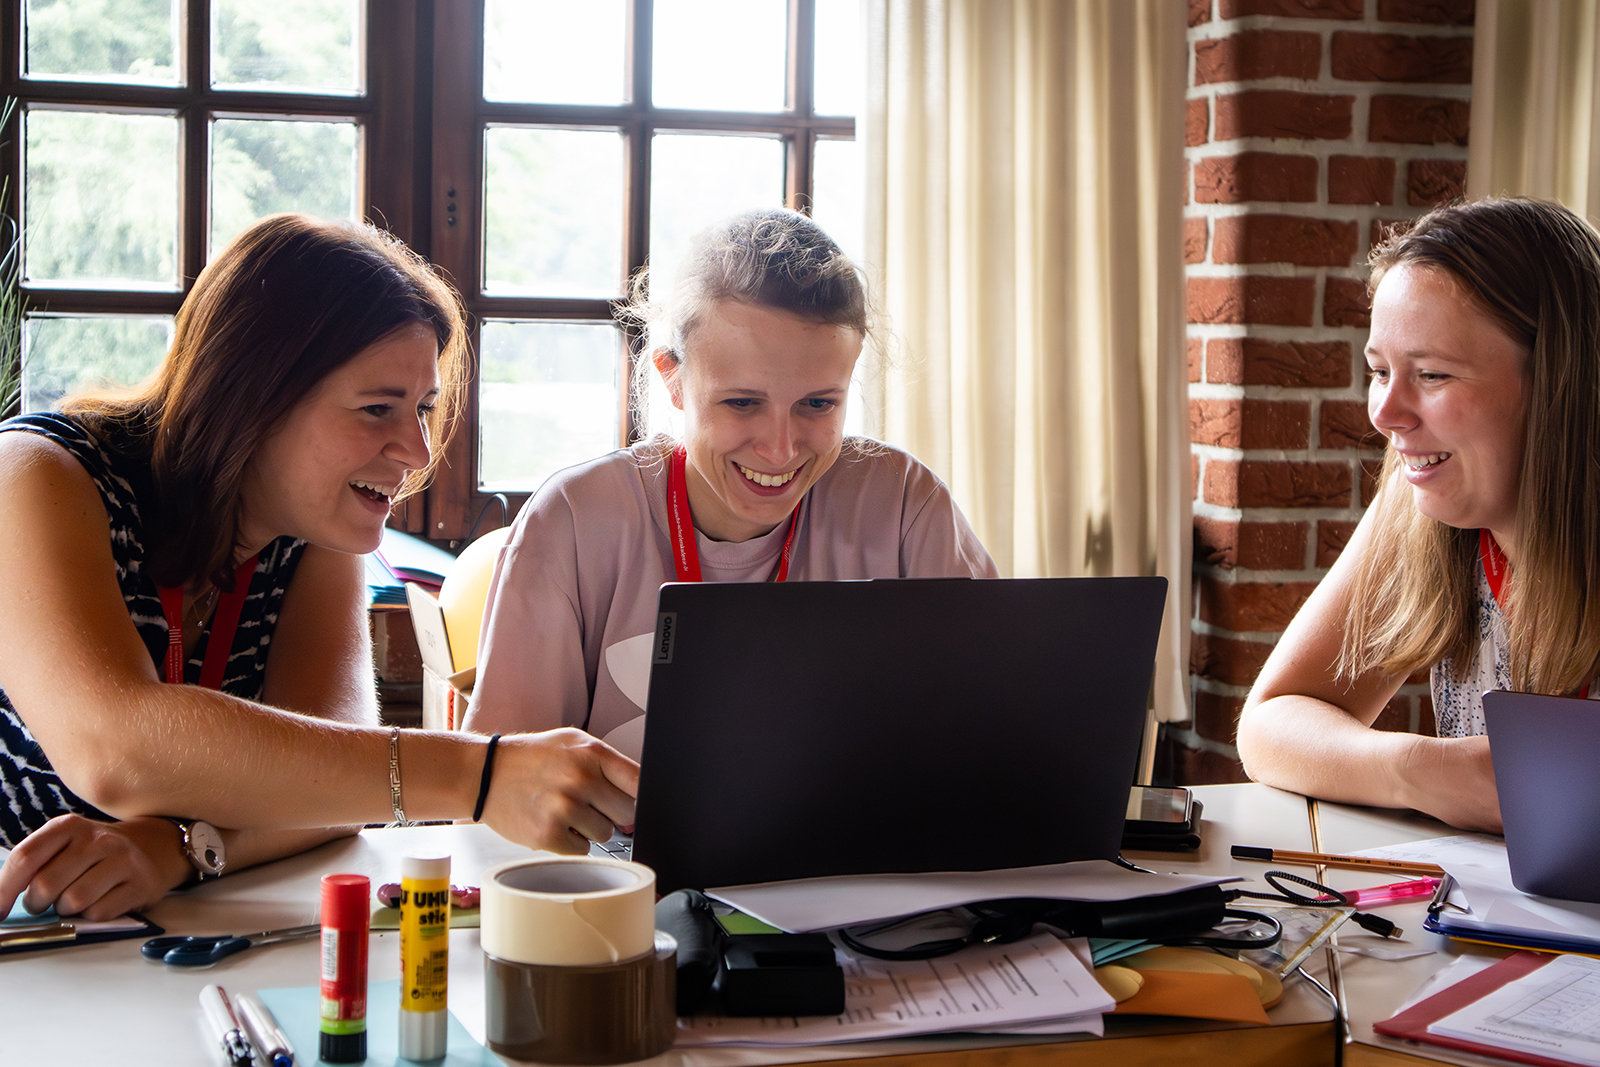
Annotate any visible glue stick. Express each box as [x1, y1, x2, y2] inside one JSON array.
[[399, 854, 451, 1060], [319, 873, 370, 1063]]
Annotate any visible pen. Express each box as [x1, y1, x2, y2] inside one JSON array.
[[1340, 877, 1441, 907], [1231, 844, 1446, 876], [198, 984, 255, 1067], [237, 991, 297, 1067], [0, 919, 75, 948]]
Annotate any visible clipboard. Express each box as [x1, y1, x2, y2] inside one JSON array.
[[1, 901, 162, 956], [1373, 951, 1564, 1066], [1424, 873, 1600, 956]]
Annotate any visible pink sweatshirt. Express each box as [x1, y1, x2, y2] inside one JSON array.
[[463, 438, 996, 758]]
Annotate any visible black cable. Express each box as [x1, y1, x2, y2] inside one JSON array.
[[838, 866, 1403, 962], [1159, 908, 1283, 950], [464, 492, 511, 544], [1226, 869, 1405, 939], [838, 902, 1050, 961]]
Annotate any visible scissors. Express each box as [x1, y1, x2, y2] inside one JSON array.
[[141, 922, 321, 966]]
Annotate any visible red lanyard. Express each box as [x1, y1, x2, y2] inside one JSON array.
[[667, 444, 799, 583], [157, 556, 258, 689], [1479, 528, 1509, 611], [1481, 529, 1594, 699]]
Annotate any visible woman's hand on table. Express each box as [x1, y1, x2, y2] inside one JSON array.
[[0, 814, 192, 922], [482, 730, 640, 854]]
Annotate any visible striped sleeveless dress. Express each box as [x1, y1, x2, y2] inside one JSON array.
[[0, 413, 305, 848]]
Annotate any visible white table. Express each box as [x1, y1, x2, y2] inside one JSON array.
[[0, 786, 1338, 1066], [1304, 800, 1516, 1067]]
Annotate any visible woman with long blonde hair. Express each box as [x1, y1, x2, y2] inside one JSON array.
[[1237, 198, 1600, 832]]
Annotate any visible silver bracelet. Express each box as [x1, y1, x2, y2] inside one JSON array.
[[389, 726, 411, 827]]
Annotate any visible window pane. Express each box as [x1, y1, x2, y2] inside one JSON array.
[[479, 321, 621, 491], [23, 0, 180, 85], [484, 128, 624, 298], [652, 0, 786, 112], [648, 133, 784, 293], [24, 109, 179, 289], [484, 0, 626, 105], [811, 137, 864, 265], [21, 314, 172, 412], [210, 117, 360, 256], [212, 0, 363, 95], [814, 0, 864, 117]]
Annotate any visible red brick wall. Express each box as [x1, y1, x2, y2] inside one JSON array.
[[1171, 0, 1474, 785]]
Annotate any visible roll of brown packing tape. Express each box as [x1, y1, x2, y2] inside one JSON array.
[[480, 857, 675, 1064], [486, 933, 677, 1065]]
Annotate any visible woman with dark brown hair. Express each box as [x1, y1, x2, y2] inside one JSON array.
[[1237, 198, 1600, 832], [0, 214, 638, 920]]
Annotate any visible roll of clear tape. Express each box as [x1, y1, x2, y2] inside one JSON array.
[[479, 857, 657, 966]]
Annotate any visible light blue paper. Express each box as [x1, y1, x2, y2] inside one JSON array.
[[256, 980, 500, 1066], [1088, 937, 1153, 966], [4, 899, 59, 925]]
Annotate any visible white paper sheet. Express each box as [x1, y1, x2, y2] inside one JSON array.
[[674, 932, 1111, 1046], [707, 861, 1240, 933], [1396, 955, 1502, 1015], [1349, 834, 1509, 872], [1429, 953, 1600, 1065]]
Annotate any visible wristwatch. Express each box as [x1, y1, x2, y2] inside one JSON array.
[[164, 817, 227, 881]]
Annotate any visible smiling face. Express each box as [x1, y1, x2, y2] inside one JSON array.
[[1366, 263, 1530, 555], [237, 322, 440, 558], [657, 300, 862, 543]]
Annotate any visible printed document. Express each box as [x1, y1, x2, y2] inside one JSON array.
[[675, 932, 1113, 1046], [1430, 954, 1600, 1066]]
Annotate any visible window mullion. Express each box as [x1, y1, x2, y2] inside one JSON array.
[[786, 0, 815, 212], [181, 0, 212, 291], [367, 0, 424, 252], [425, 0, 487, 541]]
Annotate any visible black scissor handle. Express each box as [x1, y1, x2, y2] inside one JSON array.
[[140, 934, 194, 960], [165, 935, 251, 966], [140, 933, 250, 965]]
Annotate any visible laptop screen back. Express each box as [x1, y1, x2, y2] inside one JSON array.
[[1483, 689, 1600, 903], [632, 576, 1167, 892]]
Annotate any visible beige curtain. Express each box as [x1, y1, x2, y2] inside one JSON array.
[[1469, 0, 1600, 211], [859, 0, 1192, 725]]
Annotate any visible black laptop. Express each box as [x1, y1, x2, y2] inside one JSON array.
[[1483, 689, 1600, 903], [602, 576, 1167, 893]]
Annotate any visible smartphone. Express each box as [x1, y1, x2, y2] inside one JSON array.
[[1124, 785, 1195, 835]]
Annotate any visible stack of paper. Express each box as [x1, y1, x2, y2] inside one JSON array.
[[1352, 836, 1600, 954], [706, 860, 1241, 933], [674, 932, 1112, 1046], [366, 527, 458, 609], [375, 527, 457, 588]]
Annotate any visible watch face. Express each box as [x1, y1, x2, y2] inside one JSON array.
[[188, 820, 226, 876]]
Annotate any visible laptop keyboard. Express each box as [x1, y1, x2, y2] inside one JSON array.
[[590, 828, 633, 860]]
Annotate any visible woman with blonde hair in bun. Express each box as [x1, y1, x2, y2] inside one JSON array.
[[466, 208, 996, 759]]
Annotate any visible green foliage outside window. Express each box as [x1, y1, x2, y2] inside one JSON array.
[[24, 0, 178, 83]]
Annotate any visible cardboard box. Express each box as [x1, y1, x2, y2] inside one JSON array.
[[406, 583, 475, 730]]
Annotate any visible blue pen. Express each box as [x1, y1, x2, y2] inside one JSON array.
[[237, 992, 297, 1067]]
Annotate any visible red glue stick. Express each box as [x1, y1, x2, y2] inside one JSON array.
[[320, 873, 370, 1063]]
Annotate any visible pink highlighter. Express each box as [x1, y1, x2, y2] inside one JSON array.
[[1341, 877, 1441, 907]]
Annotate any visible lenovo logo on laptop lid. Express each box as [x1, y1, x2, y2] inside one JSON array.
[[630, 576, 1168, 893], [1483, 689, 1600, 903]]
